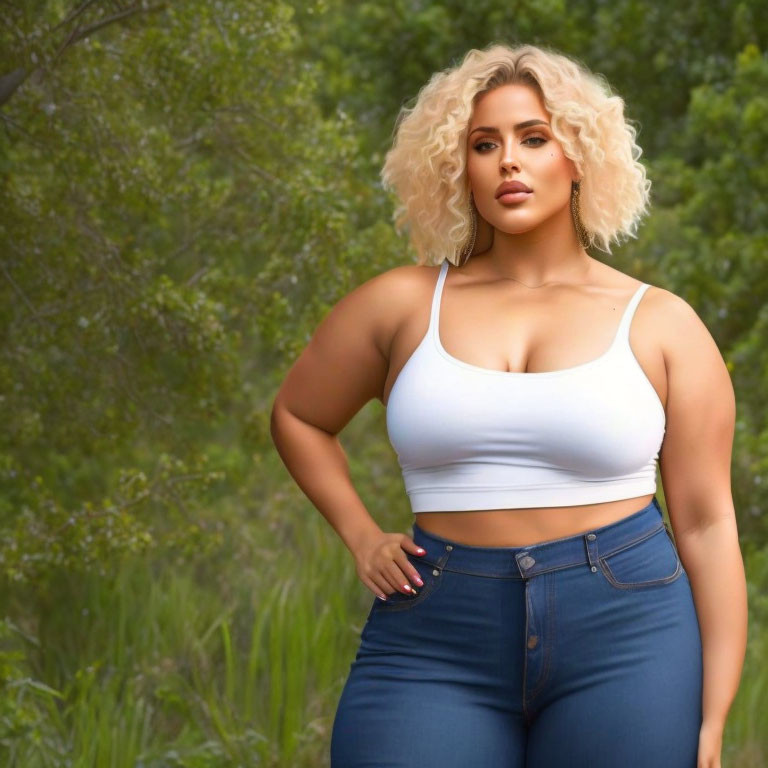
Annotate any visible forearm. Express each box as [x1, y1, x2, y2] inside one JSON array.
[[674, 516, 748, 731], [270, 405, 383, 555]]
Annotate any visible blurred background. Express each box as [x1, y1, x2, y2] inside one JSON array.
[[0, 1, 766, 765]]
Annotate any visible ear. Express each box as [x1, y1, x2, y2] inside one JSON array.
[[566, 154, 581, 184]]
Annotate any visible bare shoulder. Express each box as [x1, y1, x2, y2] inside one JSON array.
[[330, 263, 433, 349], [351, 263, 441, 354], [639, 284, 723, 370], [270, 263, 437, 435]]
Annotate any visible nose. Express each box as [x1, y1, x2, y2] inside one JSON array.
[[500, 155, 520, 173]]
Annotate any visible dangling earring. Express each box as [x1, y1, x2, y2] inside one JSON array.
[[571, 180, 590, 249], [459, 191, 477, 266]]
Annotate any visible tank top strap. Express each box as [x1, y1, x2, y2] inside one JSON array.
[[429, 263, 649, 352], [615, 282, 651, 345], [428, 260, 450, 337]]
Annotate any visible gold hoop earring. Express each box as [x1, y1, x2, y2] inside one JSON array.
[[571, 180, 590, 249], [459, 192, 477, 266]]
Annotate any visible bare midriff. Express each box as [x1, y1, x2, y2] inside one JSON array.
[[414, 493, 655, 547]]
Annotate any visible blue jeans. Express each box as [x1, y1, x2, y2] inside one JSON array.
[[330, 496, 703, 767]]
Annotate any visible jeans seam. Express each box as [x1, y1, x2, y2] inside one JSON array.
[[598, 523, 665, 559], [527, 575, 555, 702], [522, 581, 532, 725], [600, 556, 683, 589]]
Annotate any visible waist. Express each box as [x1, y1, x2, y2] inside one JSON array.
[[415, 493, 655, 547], [412, 496, 667, 578]]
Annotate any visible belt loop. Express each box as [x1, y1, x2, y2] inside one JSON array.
[[584, 532, 599, 573], [437, 544, 453, 570]]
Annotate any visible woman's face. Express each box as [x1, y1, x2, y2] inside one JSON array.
[[466, 83, 579, 237]]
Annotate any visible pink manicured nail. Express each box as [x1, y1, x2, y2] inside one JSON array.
[[416, 548, 425, 554], [403, 584, 412, 592]]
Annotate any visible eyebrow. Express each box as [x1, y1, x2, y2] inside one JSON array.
[[468, 119, 550, 137]]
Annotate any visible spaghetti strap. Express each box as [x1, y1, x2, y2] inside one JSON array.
[[428, 261, 450, 341], [615, 283, 651, 345]]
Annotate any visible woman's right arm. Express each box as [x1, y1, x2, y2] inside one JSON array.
[[269, 266, 427, 600]]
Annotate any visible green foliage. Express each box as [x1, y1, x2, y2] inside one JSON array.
[[633, 43, 768, 540], [0, 0, 765, 765]]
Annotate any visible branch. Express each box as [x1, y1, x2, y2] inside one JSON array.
[[0, 2, 169, 108]]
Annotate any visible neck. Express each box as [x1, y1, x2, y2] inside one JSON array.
[[476, 205, 591, 285]]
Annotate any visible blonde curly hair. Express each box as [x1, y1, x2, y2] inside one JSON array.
[[380, 42, 652, 265]]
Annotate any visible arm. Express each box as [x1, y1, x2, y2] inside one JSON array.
[[656, 290, 747, 742], [270, 265, 427, 597]]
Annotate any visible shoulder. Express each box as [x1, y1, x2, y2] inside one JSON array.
[[640, 283, 734, 409], [324, 263, 431, 318], [594, 261, 704, 347], [318, 263, 440, 359], [639, 284, 718, 366], [348, 263, 441, 350], [370, 262, 441, 292], [595, 263, 726, 378], [346, 262, 439, 303]]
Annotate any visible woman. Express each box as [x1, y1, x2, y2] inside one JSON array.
[[270, 43, 747, 768]]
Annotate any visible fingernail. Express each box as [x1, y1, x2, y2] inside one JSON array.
[[416, 548, 425, 554], [414, 577, 423, 586], [403, 584, 412, 592], [378, 594, 387, 601]]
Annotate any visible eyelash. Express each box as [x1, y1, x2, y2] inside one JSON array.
[[472, 136, 547, 152]]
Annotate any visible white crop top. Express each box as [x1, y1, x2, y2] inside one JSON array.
[[385, 260, 666, 512]]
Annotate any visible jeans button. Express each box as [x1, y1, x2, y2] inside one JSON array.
[[432, 569, 440, 576], [519, 555, 536, 569], [445, 545, 453, 551], [587, 533, 596, 541]]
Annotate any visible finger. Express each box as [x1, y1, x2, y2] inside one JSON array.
[[399, 536, 427, 557], [362, 577, 388, 601], [386, 561, 417, 595], [369, 569, 398, 597], [396, 552, 425, 588]]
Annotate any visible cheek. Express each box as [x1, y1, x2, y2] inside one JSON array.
[[466, 153, 489, 182], [534, 152, 573, 183]]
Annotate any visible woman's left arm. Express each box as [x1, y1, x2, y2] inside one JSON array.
[[653, 288, 748, 767]]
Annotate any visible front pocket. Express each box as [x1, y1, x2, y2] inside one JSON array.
[[599, 524, 683, 590], [374, 553, 444, 612]]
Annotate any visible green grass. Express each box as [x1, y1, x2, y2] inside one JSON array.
[[0, 510, 764, 766]]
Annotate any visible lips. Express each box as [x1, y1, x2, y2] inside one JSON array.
[[495, 181, 533, 198]]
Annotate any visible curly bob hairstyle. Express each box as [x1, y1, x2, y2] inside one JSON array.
[[380, 42, 652, 265]]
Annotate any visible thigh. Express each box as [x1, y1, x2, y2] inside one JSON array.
[[526, 656, 701, 767], [330, 667, 526, 768], [526, 527, 703, 767], [331, 560, 529, 768]]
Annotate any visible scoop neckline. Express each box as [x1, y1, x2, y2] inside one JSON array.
[[431, 263, 645, 379], [431, 323, 621, 378]]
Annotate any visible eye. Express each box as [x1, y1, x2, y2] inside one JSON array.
[[472, 136, 548, 152]]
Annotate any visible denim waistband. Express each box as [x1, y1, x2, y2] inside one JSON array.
[[411, 496, 668, 579]]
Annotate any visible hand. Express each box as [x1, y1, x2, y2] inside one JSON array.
[[352, 530, 427, 601], [697, 722, 723, 768]]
